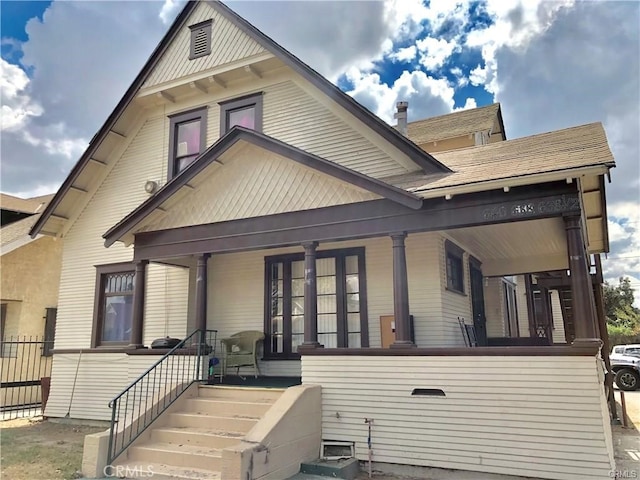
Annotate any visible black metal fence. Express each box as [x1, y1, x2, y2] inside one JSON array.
[[107, 329, 217, 466], [1, 336, 54, 420]]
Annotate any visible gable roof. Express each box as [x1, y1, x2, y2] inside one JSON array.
[[1, 193, 52, 214], [383, 123, 615, 197], [406, 103, 506, 145], [103, 126, 424, 246], [31, 0, 449, 239]]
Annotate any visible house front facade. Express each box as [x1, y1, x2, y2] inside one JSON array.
[[32, 2, 617, 479]]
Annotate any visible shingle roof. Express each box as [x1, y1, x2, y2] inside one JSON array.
[[383, 123, 615, 196], [0, 214, 42, 249], [406, 103, 503, 145], [0, 193, 52, 214]]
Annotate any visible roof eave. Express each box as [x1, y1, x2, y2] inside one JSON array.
[[29, 1, 200, 239], [411, 164, 613, 199], [209, 1, 452, 175]]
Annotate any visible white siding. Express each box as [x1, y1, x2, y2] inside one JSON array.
[[302, 355, 614, 480], [145, 145, 380, 232], [142, 3, 266, 89], [484, 277, 506, 337], [263, 81, 409, 178], [551, 290, 566, 344], [46, 353, 129, 420]]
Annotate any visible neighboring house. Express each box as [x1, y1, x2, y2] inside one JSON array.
[[31, 2, 617, 479], [0, 194, 61, 412]]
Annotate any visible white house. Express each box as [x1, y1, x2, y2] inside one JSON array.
[[31, 2, 617, 479]]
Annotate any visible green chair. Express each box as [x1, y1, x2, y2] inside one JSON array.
[[220, 331, 264, 379]]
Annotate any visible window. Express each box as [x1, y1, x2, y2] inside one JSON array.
[[189, 20, 212, 60], [219, 93, 263, 134], [92, 263, 135, 347], [502, 279, 519, 337], [445, 240, 465, 293], [168, 107, 207, 178], [264, 248, 368, 358]]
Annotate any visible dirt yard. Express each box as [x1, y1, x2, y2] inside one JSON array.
[[0, 417, 104, 480]]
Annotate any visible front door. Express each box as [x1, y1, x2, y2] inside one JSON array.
[[469, 261, 488, 346]]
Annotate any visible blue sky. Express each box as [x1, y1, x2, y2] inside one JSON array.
[[1, 0, 639, 299]]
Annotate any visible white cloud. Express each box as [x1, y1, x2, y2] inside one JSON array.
[[456, 98, 477, 111], [0, 58, 43, 131], [345, 68, 455, 123], [160, 0, 187, 25], [416, 36, 458, 71], [390, 45, 417, 63], [465, 0, 575, 94]]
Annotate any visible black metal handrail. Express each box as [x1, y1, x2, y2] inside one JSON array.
[[107, 329, 217, 466]]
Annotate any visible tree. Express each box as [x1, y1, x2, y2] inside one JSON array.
[[604, 277, 640, 333]]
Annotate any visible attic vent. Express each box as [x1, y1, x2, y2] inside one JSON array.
[[189, 19, 212, 60]]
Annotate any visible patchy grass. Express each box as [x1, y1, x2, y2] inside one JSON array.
[[0, 417, 104, 480]]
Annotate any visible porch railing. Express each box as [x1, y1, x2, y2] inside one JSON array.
[[107, 329, 217, 466]]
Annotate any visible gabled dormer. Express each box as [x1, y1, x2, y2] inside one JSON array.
[[403, 103, 507, 153]]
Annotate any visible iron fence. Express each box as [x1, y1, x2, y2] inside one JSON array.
[[0, 336, 54, 420]]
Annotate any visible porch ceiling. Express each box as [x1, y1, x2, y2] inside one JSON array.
[[447, 217, 569, 276]]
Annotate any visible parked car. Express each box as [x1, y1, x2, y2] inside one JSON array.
[[610, 353, 640, 391], [611, 344, 640, 358]]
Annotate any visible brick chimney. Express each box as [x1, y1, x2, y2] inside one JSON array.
[[394, 101, 408, 136]]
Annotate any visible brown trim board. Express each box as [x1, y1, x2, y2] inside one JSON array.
[[132, 181, 579, 261], [104, 127, 424, 246]]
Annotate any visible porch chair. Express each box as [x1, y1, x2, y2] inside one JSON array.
[[220, 330, 264, 379]]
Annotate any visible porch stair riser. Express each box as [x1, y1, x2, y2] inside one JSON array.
[[115, 385, 284, 479]]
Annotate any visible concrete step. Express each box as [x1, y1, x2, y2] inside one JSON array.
[[197, 385, 284, 403], [166, 412, 258, 433], [128, 441, 222, 471], [151, 426, 245, 449], [183, 397, 273, 417], [112, 462, 220, 479]]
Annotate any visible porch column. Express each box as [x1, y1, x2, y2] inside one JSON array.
[[195, 253, 210, 337], [301, 242, 321, 349], [129, 259, 148, 348], [390, 232, 414, 348], [301, 242, 322, 349], [564, 215, 598, 339]]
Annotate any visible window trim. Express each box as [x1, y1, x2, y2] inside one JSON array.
[[189, 19, 213, 60], [167, 107, 208, 179], [445, 240, 465, 294], [91, 262, 136, 348], [219, 92, 263, 134], [263, 247, 369, 359]]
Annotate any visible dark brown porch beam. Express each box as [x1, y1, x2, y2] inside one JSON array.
[[300, 242, 321, 349], [129, 260, 148, 348], [133, 183, 580, 261], [195, 253, 210, 338], [564, 215, 598, 339], [390, 232, 414, 348]]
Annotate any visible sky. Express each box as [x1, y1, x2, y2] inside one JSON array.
[[1, 0, 639, 303]]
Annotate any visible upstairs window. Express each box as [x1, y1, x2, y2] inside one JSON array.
[[445, 240, 465, 294], [189, 20, 212, 60], [168, 107, 207, 178], [219, 93, 263, 134]]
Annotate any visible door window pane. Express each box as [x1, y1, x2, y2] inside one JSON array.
[[345, 255, 359, 275], [318, 295, 336, 314], [346, 274, 359, 293], [347, 293, 360, 313]]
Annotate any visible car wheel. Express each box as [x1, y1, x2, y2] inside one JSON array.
[[615, 368, 640, 391]]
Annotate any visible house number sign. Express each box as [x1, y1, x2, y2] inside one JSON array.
[[482, 194, 580, 221]]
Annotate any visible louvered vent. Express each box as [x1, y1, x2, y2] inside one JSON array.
[[189, 19, 212, 60]]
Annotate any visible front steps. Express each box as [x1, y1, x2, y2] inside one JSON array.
[[114, 385, 283, 479]]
